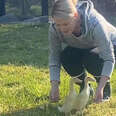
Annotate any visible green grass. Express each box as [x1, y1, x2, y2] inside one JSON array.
[[0, 24, 48, 66], [0, 23, 116, 116]]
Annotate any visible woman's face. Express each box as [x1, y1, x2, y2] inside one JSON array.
[[53, 17, 78, 36]]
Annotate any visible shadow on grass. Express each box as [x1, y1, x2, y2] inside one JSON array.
[[1, 104, 65, 116]]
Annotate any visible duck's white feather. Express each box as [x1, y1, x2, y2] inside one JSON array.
[[58, 77, 96, 114]]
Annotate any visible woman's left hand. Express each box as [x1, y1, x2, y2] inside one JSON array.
[[94, 76, 109, 103], [94, 86, 103, 103]]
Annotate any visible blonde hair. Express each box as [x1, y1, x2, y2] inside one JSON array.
[[51, 0, 78, 19], [72, 0, 78, 6]]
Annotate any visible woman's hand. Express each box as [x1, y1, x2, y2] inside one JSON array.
[[94, 76, 109, 103], [49, 80, 60, 102], [94, 86, 104, 103]]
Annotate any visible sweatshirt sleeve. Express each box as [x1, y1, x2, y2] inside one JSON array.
[[48, 24, 62, 81], [92, 22, 115, 78]]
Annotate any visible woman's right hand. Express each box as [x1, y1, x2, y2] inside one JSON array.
[[49, 80, 60, 102]]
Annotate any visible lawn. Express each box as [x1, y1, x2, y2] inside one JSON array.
[[0, 23, 116, 116]]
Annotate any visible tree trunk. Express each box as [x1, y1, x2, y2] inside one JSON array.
[[41, 0, 48, 16], [0, 0, 6, 16]]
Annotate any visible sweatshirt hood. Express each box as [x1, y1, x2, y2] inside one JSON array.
[[76, 0, 94, 36]]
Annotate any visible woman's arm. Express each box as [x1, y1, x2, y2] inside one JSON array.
[[92, 22, 115, 103], [48, 23, 62, 82], [92, 22, 115, 79], [48, 23, 62, 102]]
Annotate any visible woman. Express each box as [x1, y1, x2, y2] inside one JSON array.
[[48, 0, 116, 103]]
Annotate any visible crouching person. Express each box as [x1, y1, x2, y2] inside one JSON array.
[[48, 0, 116, 103]]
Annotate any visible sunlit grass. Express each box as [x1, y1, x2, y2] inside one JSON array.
[[0, 65, 50, 113]]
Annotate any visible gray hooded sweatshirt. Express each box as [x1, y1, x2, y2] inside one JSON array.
[[48, 0, 116, 81]]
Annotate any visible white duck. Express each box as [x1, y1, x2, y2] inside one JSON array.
[[58, 77, 96, 115]]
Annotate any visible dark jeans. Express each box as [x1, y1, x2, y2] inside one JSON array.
[[61, 47, 104, 82]]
